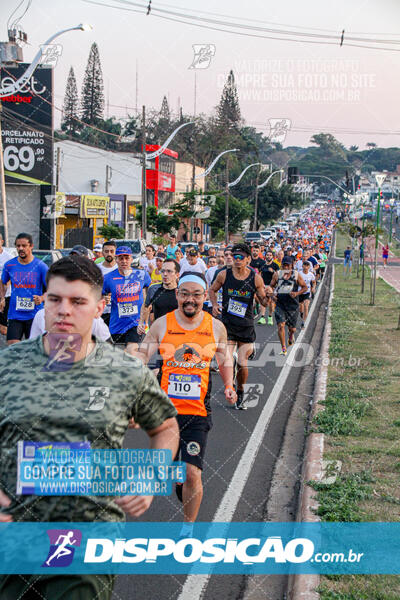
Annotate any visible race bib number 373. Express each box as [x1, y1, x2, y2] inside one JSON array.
[[118, 303, 138, 317]]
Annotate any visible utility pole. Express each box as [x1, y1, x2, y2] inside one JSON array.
[[252, 165, 260, 230], [105, 165, 112, 193], [0, 104, 9, 246], [370, 187, 381, 305], [225, 159, 230, 245], [141, 105, 147, 241]]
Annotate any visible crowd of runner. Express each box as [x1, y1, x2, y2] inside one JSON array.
[[0, 205, 335, 598]]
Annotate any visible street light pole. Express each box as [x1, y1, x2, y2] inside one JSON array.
[[252, 165, 260, 230], [361, 204, 365, 293], [141, 105, 147, 241], [225, 159, 230, 245], [389, 198, 395, 243], [371, 173, 386, 305]]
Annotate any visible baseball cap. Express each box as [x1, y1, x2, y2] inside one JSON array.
[[70, 245, 89, 257], [93, 243, 103, 251], [156, 252, 166, 260], [188, 248, 198, 256], [116, 246, 133, 256], [282, 256, 293, 266], [232, 243, 251, 256]]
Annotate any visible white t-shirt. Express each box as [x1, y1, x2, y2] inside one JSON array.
[[98, 262, 118, 314], [0, 250, 12, 297], [140, 256, 155, 274], [29, 308, 111, 341], [180, 257, 207, 276], [299, 270, 315, 294]]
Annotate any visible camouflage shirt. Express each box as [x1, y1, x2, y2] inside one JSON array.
[[0, 336, 177, 522]]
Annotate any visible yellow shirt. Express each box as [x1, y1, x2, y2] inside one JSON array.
[[151, 270, 162, 285]]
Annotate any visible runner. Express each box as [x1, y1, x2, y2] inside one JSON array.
[[0, 233, 48, 345], [209, 243, 268, 410], [0, 233, 12, 336], [150, 252, 165, 285], [343, 245, 353, 277], [267, 256, 307, 355], [260, 249, 279, 325], [298, 260, 316, 328], [93, 243, 104, 264], [98, 241, 118, 326], [0, 255, 178, 600], [140, 244, 156, 275], [166, 234, 178, 259], [180, 248, 207, 276], [137, 271, 236, 534], [102, 245, 151, 351], [382, 243, 389, 268], [140, 258, 180, 327]]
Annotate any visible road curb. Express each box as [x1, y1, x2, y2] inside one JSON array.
[[288, 262, 335, 600]]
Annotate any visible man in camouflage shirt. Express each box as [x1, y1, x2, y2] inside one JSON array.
[[0, 255, 179, 600]]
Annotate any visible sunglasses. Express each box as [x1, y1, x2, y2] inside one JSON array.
[[233, 254, 246, 260]]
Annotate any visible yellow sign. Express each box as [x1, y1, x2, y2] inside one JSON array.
[[55, 192, 66, 218], [80, 195, 109, 218]]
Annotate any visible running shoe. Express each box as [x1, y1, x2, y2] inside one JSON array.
[[258, 316, 266, 325], [235, 391, 247, 410], [268, 316, 273, 325], [301, 321, 305, 329], [175, 483, 183, 503], [279, 347, 287, 356]]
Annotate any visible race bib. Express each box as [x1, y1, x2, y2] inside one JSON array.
[[118, 303, 138, 317], [16, 296, 34, 311], [227, 298, 247, 318], [168, 374, 201, 401]]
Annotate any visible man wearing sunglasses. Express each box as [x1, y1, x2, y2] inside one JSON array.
[[137, 271, 236, 536], [209, 243, 268, 410]]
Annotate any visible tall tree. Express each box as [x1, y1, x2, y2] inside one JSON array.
[[61, 67, 79, 134], [81, 42, 104, 125], [216, 70, 241, 130]]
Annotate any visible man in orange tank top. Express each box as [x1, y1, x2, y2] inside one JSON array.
[[137, 272, 236, 535]]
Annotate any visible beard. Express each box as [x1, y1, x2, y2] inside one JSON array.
[[105, 255, 114, 263], [182, 302, 199, 317]]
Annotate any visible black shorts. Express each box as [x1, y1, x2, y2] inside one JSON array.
[[298, 292, 310, 303], [175, 414, 212, 470], [7, 318, 33, 341], [320, 266, 326, 274], [275, 304, 299, 329], [222, 319, 256, 344], [101, 312, 111, 326], [111, 327, 141, 345], [0, 297, 10, 327]]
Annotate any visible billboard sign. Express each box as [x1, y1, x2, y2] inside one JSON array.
[[80, 195, 109, 218], [0, 64, 53, 185]]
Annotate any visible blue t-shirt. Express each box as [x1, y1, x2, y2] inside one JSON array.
[[166, 244, 178, 258], [103, 268, 151, 334], [2, 257, 48, 321]]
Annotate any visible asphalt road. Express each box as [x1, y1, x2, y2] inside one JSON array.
[[113, 270, 332, 600]]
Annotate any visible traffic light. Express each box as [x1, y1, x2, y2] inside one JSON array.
[[288, 166, 299, 184]]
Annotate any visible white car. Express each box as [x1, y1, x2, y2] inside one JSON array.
[[260, 229, 276, 240], [278, 222, 290, 232]]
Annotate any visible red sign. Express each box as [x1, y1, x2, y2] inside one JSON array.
[[146, 170, 175, 192]]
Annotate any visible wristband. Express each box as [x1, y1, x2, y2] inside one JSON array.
[[225, 385, 235, 392]]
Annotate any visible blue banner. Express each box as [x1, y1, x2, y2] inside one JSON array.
[[0, 522, 400, 574]]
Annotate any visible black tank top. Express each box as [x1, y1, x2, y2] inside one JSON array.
[[221, 267, 256, 327], [276, 270, 299, 309]]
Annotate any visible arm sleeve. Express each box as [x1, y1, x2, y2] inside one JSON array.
[[131, 364, 177, 430]]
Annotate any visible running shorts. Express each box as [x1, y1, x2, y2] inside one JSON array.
[[176, 414, 212, 470], [222, 320, 256, 343], [111, 327, 141, 345], [298, 292, 310, 303], [7, 318, 33, 341], [274, 304, 299, 329]]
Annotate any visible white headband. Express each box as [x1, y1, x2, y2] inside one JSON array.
[[178, 274, 207, 290]]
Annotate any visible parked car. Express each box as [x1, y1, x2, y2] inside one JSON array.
[[259, 229, 276, 241], [59, 248, 95, 260], [244, 231, 264, 244], [114, 239, 146, 259], [278, 222, 290, 232], [32, 249, 63, 267]]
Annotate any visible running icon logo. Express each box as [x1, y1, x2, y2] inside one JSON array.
[[42, 529, 82, 567], [39, 44, 63, 67], [86, 387, 110, 411], [268, 119, 291, 144], [242, 383, 264, 408], [189, 44, 216, 69]]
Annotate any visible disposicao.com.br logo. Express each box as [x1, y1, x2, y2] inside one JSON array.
[[42, 529, 82, 567]]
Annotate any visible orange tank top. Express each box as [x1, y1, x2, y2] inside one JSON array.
[[160, 311, 217, 416]]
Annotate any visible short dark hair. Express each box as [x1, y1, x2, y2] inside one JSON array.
[[232, 243, 251, 256], [46, 256, 103, 298], [146, 244, 155, 252], [164, 258, 180, 273], [103, 240, 116, 249], [15, 232, 33, 245]]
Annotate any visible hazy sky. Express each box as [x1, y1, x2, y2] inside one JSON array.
[[2, 0, 400, 149]]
